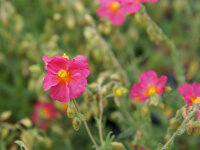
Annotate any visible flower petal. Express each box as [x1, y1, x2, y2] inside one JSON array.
[[47, 56, 69, 74], [139, 70, 158, 86], [68, 74, 87, 99], [49, 83, 70, 102], [192, 82, 200, 97], [178, 83, 193, 98], [130, 83, 148, 102], [43, 72, 59, 91], [110, 11, 126, 26], [124, 2, 140, 14], [141, 0, 158, 3], [69, 55, 90, 78], [156, 75, 167, 94]]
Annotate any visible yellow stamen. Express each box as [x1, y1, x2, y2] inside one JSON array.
[[145, 86, 158, 96], [41, 109, 50, 118], [109, 2, 120, 13], [58, 69, 68, 78], [191, 97, 200, 106], [62, 53, 69, 59], [57, 69, 72, 84], [134, 0, 140, 2]]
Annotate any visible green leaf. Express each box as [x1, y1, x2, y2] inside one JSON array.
[[156, 143, 163, 150], [117, 127, 135, 140], [14, 140, 28, 150], [166, 141, 174, 150]]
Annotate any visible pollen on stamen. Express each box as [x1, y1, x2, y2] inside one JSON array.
[[57, 69, 72, 84], [62, 53, 69, 59], [109, 2, 120, 13], [145, 86, 158, 96]]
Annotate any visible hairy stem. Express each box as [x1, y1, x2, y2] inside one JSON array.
[[160, 108, 197, 150], [72, 99, 98, 148], [98, 95, 104, 144], [140, 4, 185, 85]]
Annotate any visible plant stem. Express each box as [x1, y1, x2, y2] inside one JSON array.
[[98, 96, 104, 144], [72, 99, 98, 148], [160, 108, 197, 150], [140, 4, 185, 85]]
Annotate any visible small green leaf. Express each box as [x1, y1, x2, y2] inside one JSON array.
[[117, 127, 135, 140], [166, 141, 174, 150], [14, 140, 28, 150], [156, 143, 163, 150]]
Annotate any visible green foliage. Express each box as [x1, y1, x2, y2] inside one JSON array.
[[1, 0, 200, 150]]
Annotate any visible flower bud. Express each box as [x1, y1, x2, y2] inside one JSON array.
[[164, 134, 170, 142], [113, 87, 127, 97], [110, 73, 121, 81], [72, 117, 82, 131], [20, 118, 32, 128], [45, 138, 52, 148], [148, 94, 160, 106], [0, 111, 12, 121], [111, 142, 125, 150], [194, 127, 200, 135], [65, 16, 75, 29], [146, 25, 156, 41], [164, 86, 172, 94], [29, 65, 41, 78], [130, 141, 137, 149], [186, 120, 193, 135], [169, 118, 179, 129], [53, 13, 61, 21], [155, 35, 163, 44], [141, 106, 149, 118], [74, 1, 84, 13], [135, 13, 141, 23], [181, 107, 187, 119], [84, 14, 94, 25], [1, 128, 9, 139], [159, 103, 165, 110], [67, 106, 76, 119], [84, 27, 94, 40]]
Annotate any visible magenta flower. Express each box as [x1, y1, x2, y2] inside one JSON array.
[[97, 0, 129, 26], [140, 147, 150, 150], [32, 101, 60, 130], [178, 82, 200, 119], [43, 54, 90, 102], [124, 0, 158, 14], [130, 70, 167, 102]]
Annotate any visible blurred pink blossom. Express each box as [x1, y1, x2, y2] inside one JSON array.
[[125, 0, 158, 14], [178, 82, 200, 119], [97, 0, 129, 26], [130, 70, 167, 102], [32, 101, 60, 130]]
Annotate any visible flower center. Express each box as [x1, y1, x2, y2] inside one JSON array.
[[109, 2, 120, 13], [62, 53, 69, 59], [58, 69, 68, 78], [40, 108, 50, 118], [134, 0, 140, 2], [145, 86, 158, 96], [191, 96, 200, 106], [57, 69, 72, 84]]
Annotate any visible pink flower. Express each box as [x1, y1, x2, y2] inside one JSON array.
[[178, 82, 200, 119], [124, 0, 158, 14], [43, 54, 90, 102], [97, 0, 129, 26], [130, 70, 167, 102], [140, 147, 150, 150], [32, 101, 60, 130]]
